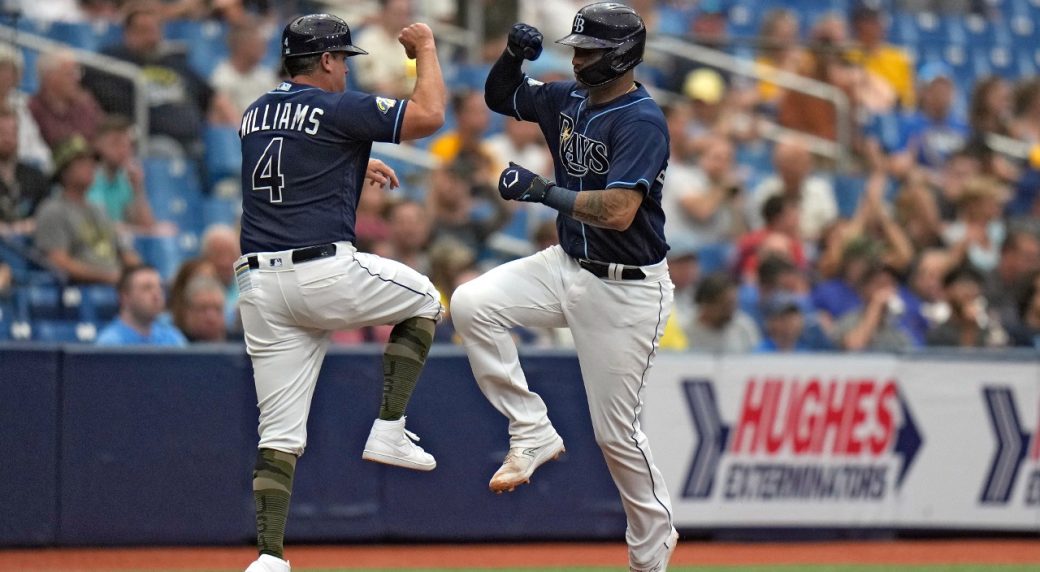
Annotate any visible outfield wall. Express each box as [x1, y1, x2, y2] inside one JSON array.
[[1, 346, 1037, 547]]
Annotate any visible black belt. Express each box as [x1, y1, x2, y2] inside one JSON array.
[[578, 258, 646, 280], [246, 243, 338, 269]]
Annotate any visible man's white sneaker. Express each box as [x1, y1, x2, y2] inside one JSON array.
[[362, 417, 436, 471], [630, 528, 679, 572], [489, 434, 565, 493], [245, 554, 290, 572]]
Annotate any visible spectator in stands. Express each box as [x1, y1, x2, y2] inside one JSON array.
[[986, 231, 1040, 326], [942, 176, 1008, 273], [887, 62, 969, 175], [28, 49, 104, 149], [681, 68, 757, 151], [82, 1, 238, 157], [756, 292, 810, 352], [969, 76, 1014, 138], [386, 199, 432, 274], [173, 275, 227, 343], [429, 90, 496, 185], [484, 111, 551, 177], [87, 115, 156, 230], [426, 163, 510, 257], [0, 44, 51, 171], [96, 263, 186, 346], [1008, 273, 1040, 348], [908, 248, 954, 331], [167, 256, 217, 327], [661, 135, 746, 248], [926, 265, 1007, 348], [845, 0, 915, 110], [754, 9, 809, 112], [1010, 78, 1040, 144], [34, 135, 139, 284], [734, 195, 805, 280], [684, 272, 761, 353], [199, 223, 240, 329], [894, 168, 944, 249], [831, 263, 915, 352], [352, 0, 415, 99], [666, 0, 731, 93], [750, 139, 837, 242], [355, 175, 392, 257], [210, 17, 279, 118], [0, 106, 49, 234], [658, 244, 701, 351]]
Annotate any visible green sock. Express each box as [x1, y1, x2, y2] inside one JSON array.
[[253, 448, 297, 560], [380, 316, 435, 420]]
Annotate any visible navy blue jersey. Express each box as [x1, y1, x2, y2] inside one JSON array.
[[239, 81, 407, 254], [503, 78, 669, 266]]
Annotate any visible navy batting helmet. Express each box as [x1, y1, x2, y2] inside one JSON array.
[[282, 13, 367, 59], [556, 3, 646, 87]]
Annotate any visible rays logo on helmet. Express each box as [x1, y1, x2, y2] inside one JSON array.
[[573, 14, 585, 33], [375, 97, 397, 114]]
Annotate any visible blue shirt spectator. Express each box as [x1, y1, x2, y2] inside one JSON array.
[[95, 264, 187, 347]]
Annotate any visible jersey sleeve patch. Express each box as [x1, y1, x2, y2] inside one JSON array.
[[376, 97, 397, 114]]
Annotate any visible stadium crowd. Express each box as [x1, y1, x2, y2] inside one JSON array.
[[0, 0, 1039, 352]]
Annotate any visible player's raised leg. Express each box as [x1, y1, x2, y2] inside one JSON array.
[[565, 268, 678, 571], [451, 246, 570, 492], [362, 315, 438, 470]]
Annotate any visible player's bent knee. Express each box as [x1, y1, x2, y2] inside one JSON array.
[[449, 282, 481, 331]]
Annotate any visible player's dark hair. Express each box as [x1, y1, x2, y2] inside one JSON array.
[[942, 264, 985, 289], [283, 54, 322, 78], [122, 0, 160, 28], [1001, 230, 1039, 255], [117, 264, 158, 294], [695, 272, 736, 305]]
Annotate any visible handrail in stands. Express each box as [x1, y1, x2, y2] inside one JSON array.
[[0, 24, 149, 149], [646, 35, 853, 170]]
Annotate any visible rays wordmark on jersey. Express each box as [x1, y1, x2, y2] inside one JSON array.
[[559, 112, 609, 177]]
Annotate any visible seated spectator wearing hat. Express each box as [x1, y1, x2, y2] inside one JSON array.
[[28, 49, 105, 149], [926, 265, 1008, 348], [942, 176, 1008, 274], [87, 115, 157, 231], [0, 105, 49, 234], [33, 135, 139, 285], [0, 43, 51, 171], [684, 272, 761, 353], [96, 264, 186, 346], [845, 0, 915, 110]]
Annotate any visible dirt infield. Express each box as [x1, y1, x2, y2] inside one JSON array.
[[3, 539, 1040, 571]]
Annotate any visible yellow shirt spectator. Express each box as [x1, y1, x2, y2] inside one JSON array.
[[847, 44, 916, 109]]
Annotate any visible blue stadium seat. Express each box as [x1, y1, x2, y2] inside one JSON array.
[[833, 173, 866, 218], [134, 235, 183, 281], [38, 21, 100, 51], [202, 195, 241, 228], [32, 319, 98, 343], [143, 156, 204, 232], [24, 284, 63, 320], [203, 125, 242, 185], [77, 285, 119, 323], [696, 243, 733, 275]]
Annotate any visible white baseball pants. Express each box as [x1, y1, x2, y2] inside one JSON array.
[[450, 245, 675, 568], [236, 241, 442, 456]]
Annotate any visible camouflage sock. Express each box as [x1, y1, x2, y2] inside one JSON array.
[[253, 448, 297, 560], [379, 317, 435, 420]]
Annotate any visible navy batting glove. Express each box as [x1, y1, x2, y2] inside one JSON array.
[[499, 162, 553, 202], [507, 23, 543, 61]]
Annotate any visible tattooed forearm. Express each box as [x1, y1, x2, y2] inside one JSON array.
[[571, 188, 640, 230]]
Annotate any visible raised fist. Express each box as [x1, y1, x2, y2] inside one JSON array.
[[507, 23, 543, 61], [398, 22, 435, 59]]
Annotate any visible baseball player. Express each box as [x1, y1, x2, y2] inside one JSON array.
[[450, 3, 678, 571], [238, 14, 446, 572]]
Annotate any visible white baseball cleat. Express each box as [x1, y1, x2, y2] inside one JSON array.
[[630, 528, 679, 572], [245, 554, 290, 572], [489, 434, 565, 493], [362, 417, 436, 471]]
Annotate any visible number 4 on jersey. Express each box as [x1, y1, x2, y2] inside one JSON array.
[[252, 137, 285, 203]]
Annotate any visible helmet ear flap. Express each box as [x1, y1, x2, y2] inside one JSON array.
[[608, 35, 644, 74]]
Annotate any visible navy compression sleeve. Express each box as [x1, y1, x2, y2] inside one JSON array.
[[484, 50, 525, 116]]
